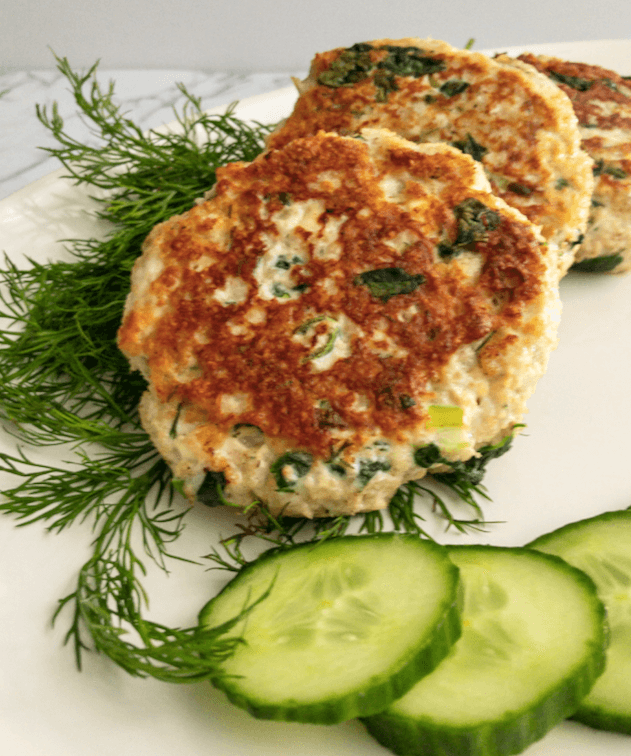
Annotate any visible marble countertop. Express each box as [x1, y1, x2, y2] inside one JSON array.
[[0, 69, 301, 201]]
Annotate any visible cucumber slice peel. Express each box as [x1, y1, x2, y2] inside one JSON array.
[[198, 533, 462, 724], [529, 509, 631, 734], [363, 545, 608, 756]]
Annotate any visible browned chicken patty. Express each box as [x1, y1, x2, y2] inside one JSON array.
[[118, 129, 560, 518], [518, 53, 631, 274], [268, 38, 594, 277]]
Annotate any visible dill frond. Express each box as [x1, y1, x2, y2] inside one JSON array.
[[0, 54, 275, 677]]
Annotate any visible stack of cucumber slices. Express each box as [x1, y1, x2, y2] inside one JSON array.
[[198, 510, 631, 756]]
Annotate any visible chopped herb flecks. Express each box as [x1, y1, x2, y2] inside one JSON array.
[[317, 44, 374, 88], [278, 192, 292, 205], [380, 46, 446, 78], [548, 70, 595, 91], [438, 197, 501, 259], [593, 160, 627, 179], [373, 68, 398, 102], [274, 254, 302, 270], [454, 198, 501, 242], [399, 394, 416, 410], [602, 78, 621, 92], [318, 43, 446, 102], [572, 253, 624, 273], [413, 444, 444, 469], [451, 132, 488, 162], [357, 458, 392, 487], [507, 182, 533, 196], [271, 451, 314, 491], [169, 403, 184, 438], [439, 79, 470, 97], [355, 267, 426, 301], [272, 283, 291, 298], [197, 470, 228, 507], [327, 462, 347, 477], [295, 316, 341, 363]]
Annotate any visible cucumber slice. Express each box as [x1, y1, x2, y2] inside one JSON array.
[[529, 509, 631, 734], [363, 545, 607, 756], [198, 533, 461, 724]]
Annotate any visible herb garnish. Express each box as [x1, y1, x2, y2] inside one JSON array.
[[0, 55, 276, 678], [414, 427, 521, 509], [0, 56, 504, 679]]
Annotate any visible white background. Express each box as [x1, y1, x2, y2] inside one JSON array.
[[1, 0, 630, 72]]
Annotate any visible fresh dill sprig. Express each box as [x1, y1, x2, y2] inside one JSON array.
[[36, 55, 275, 219], [0, 55, 275, 676], [0, 54, 498, 680], [202, 476, 486, 573], [2, 54, 276, 448], [57, 551, 269, 681]]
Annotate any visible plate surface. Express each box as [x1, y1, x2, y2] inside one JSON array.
[[1, 39, 631, 756]]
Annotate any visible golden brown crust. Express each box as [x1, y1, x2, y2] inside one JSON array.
[[517, 54, 631, 130], [518, 53, 631, 273], [119, 131, 545, 458], [268, 38, 593, 276], [118, 129, 560, 517]]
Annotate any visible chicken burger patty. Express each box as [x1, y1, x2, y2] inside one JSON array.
[[118, 129, 561, 518], [517, 52, 631, 274], [268, 38, 593, 277]]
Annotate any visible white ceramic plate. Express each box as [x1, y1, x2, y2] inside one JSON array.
[[1, 39, 631, 756]]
